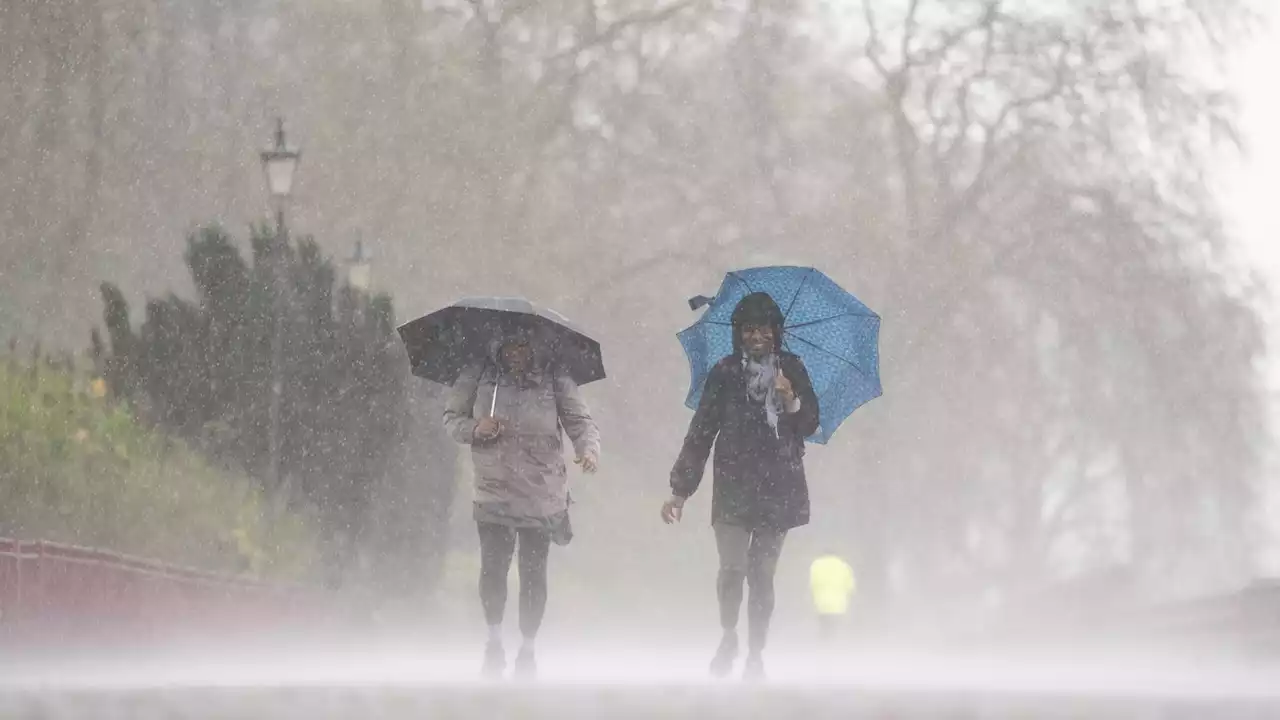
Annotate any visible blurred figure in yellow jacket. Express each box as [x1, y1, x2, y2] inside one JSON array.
[[809, 551, 855, 638]]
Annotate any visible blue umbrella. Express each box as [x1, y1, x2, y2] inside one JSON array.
[[678, 266, 881, 444]]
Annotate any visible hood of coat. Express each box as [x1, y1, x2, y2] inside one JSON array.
[[730, 292, 786, 356], [486, 323, 555, 380]]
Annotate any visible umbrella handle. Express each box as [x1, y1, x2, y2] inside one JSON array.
[[490, 384, 498, 417]]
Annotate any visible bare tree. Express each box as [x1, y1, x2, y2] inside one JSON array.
[[847, 0, 1263, 610], [0, 0, 1265, 628]]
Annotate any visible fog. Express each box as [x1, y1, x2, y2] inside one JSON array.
[[1, 0, 1278, 715]]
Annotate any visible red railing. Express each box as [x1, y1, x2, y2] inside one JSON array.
[[0, 537, 317, 646]]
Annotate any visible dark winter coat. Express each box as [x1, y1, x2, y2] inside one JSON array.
[[669, 351, 820, 532]]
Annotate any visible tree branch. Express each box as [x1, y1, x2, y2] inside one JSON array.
[[732, 0, 792, 228], [861, 0, 891, 81], [519, 0, 692, 120], [899, 0, 922, 71], [934, 32, 1072, 239], [512, 0, 603, 217], [546, 0, 695, 64], [933, 6, 1002, 188]]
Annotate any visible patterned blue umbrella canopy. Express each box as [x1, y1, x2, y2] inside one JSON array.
[[678, 266, 881, 444]]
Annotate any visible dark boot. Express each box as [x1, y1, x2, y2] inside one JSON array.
[[709, 629, 739, 678]]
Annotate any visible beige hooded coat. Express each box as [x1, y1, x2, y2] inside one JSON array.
[[443, 345, 600, 535]]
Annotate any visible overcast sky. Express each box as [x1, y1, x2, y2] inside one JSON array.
[[1222, 8, 1280, 346]]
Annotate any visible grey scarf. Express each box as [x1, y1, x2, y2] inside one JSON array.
[[743, 353, 781, 435]]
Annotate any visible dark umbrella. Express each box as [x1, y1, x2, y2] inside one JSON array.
[[397, 296, 605, 386]]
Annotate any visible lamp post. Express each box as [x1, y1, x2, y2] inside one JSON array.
[[260, 117, 300, 493], [342, 237, 372, 579], [345, 236, 372, 327], [346, 237, 372, 295]]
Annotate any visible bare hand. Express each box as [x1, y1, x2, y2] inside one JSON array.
[[575, 453, 599, 474], [474, 417, 503, 442], [775, 370, 795, 402], [661, 495, 686, 524]]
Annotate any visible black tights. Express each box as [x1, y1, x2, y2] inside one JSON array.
[[714, 523, 787, 653], [477, 522, 551, 639]]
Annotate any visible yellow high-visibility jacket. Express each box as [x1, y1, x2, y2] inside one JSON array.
[[810, 554, 856, 616]]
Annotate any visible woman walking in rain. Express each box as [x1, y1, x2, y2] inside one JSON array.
[[444, 323, 601, 680], [662, 292, 820, 681]]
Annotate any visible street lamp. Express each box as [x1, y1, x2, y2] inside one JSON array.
[[261, 117, 300, 237], [259, 117, 301, 494], [346, 238, 373, 330], [346, 237, 372, 294]]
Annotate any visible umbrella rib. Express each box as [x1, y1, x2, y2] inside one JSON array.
[[706, 312, 874, 329], [782, 268, 814, 322], [785, 312, 872, 329], [782, 331, 861, 369], [726, 271, 756, 295]]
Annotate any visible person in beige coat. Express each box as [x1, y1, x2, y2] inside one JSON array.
[[443, 324, 600, 679]]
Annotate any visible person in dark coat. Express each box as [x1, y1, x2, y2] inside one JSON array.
[[661, 291, 820, 681]]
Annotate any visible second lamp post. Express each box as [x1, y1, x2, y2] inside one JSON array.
[[260, 117, 301, 494]]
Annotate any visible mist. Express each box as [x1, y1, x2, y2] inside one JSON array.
[[1, 0, 1278, 716]]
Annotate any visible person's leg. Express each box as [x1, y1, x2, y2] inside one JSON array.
[[512, 528, 551, 679], [478, 522, 518, 627], [744, 527, 787, 678], [711, 523, 751, 676], [714, 523, 751, 631], [477, 522, 516, 675], [516, 528, 552, 640]]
